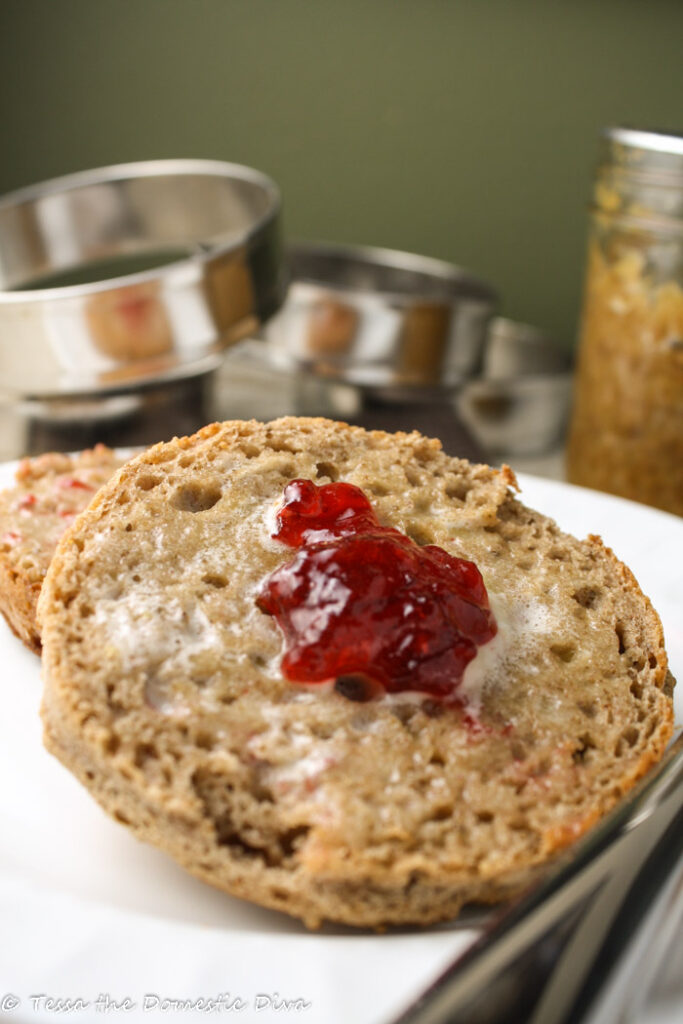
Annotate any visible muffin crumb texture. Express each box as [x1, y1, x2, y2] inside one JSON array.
[[38, 418, 673, 928], [0, 445, 126, 652]]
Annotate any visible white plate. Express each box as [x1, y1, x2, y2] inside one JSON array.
[[0, 464, 681, 1024]]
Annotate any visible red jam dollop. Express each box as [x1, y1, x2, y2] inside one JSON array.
[[256, 479, 497, 701]]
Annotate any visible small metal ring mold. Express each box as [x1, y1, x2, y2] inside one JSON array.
[[0, 159, 283, 398]]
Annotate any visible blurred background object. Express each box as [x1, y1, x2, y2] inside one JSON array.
[[261, 243, 572, 461], [455, 318, 573, 459], [567, 127, 683, 516], [1, 0, 682, 483], [267, 241, 496, 389], [0, 160, 282, 395], [261, 240, 498, 459], [2, 0, 683, 354], [0, 158, 283, 461]]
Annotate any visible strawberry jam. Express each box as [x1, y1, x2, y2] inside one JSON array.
[[56, 477, 94, 491], [256, 479, 497, 701]]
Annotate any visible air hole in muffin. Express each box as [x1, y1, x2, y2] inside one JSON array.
[[572, 733, 596, 763], [548, 546, 568, 561], [510, 822, 536, 839], [615, 622, 627, 655], [551, 642, 577, 664], [195, 731, 215, 751], [431, 805, 453, 822], [476, 809, 494, 824], [510, 740, 527, 761], [267, 439, 297, 454], [134, 742, 157, 768], [170, 481, 222, 513], [239, 443, 261, 458], [271, 460, 295, 478], [178, 455, 193, 468], [532, 758, 551, 778], [132, 574, 141, 583], [215, 828, 269, 862], [116, 491, 129, 505], [315, 461, 340, 482], [280, 825, 310, 857], [249, 774, 275, 804], [125, 523, 133, 532], [644, 717, 657, 739], [368, 481, 389, 496], [423, 700, 445, 719], [391, 704, 418, 728], [114, 809, 131, 825], [334, 674, 378, 702], [412, 495, 431, 513], [572, 586, 601, 609], [648, 652, 658, 669], [429, 751, 446, 767], [249, 651, 267, 668], [577, 700, 598, 718], [203, 573, 228, 588], [614, 735, 627, 757], [137, 474, 161, 491], [517, 558, 533, 571], [446, 479, 470, 501], [104, 732, 120, 755], [622, 725, 640, 748], [405, 521, 434, 546]]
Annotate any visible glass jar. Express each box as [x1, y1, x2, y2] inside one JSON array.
[[567, 127, 683, 516]]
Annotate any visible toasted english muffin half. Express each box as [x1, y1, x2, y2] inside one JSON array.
[[38, 418, 674, 928]]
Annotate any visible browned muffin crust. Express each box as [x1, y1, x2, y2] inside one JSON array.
[[38, 418, 674, 928]]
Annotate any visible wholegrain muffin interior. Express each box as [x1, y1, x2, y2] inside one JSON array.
[[38, 418, 674, 928], [0, 445, 126, 652]]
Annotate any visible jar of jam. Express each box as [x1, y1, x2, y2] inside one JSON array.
[[567, 127, 683, 516]]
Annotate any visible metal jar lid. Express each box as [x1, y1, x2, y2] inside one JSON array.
[[0, 159, 283, 398], [595, 127, 683, 226], [604, 126, 683, 163]]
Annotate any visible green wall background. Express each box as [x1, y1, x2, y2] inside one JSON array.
[[2, 0, 682, 349]]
